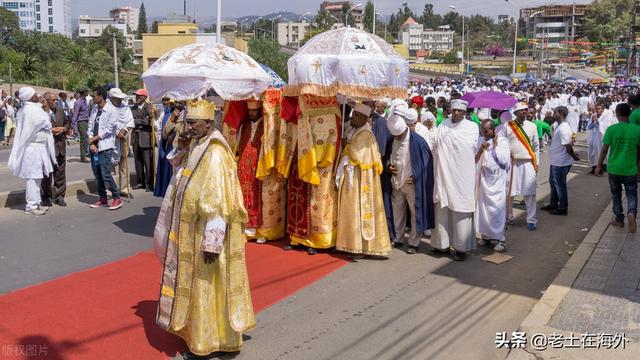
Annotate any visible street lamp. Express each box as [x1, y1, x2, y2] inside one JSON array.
[[448, 5, 465, 74], [298, 12, 311, 48], [528, 10, 544, 77], [345, 3, 363, 26], [271, 14, 282, 41], [376, 12, 386, 40]]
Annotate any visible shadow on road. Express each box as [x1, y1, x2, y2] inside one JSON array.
[[113, 206, 160, 237]]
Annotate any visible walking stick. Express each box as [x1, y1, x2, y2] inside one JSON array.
[[124, 134, 132, 202]]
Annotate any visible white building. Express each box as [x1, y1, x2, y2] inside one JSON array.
[[78, 15, 134, 48], [398, 17, 454, 54], [1, 0, 72, 37], [276, 22, 310, 47], [110, 6, 139, 34]]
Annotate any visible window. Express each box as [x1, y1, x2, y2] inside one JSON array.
[[20, 20, 26, 27], [3, 2, 18, 9], [36, 14, 40, 20], [80, 29, 85, 34], [49, 26, 53, 33], [47, 0, 51, 5], [48, 17, 52, 24], [47, 8, 52, 15], [36, 5, 39, 11], [36, 23, 41, 29], [19, 2, 25, 7]]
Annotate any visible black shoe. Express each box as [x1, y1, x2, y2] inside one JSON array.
[[54, 199, 67, 207], [406, 246, 418, 254], [80, 158, 90, 163], [429, 247, 448, 255], [541, 204, 557, 211], [41, 199, 53, 207], [393, 241, 404, 249], [452, 251, 467, 261], [307, 247, 317, 255], [549, 209, 568, 216]]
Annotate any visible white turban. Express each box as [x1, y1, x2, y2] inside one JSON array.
[[18, 87, 36, 102], [477, 108, 491, 120], [451, 99, 468, 111], [387, 114, 407, 136], [404, 108, 419, 125], [389, 98, 408, 117]]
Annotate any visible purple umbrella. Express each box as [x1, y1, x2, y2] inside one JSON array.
[[460, 91, 518, 110]]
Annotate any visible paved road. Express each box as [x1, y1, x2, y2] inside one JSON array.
[[0, 134, 612, 359]]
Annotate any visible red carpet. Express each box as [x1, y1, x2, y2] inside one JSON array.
[[0, 241, 349, 360]]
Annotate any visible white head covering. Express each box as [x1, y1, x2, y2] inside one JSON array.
[[404, 108, 418, 125], [387, 113, 407, 136], [512, 101, 528, 113], [18, 87, 36, 102], [108, 88, 127, 99], [389, 98, 408, 117], [353, 103, 372, 117], [451, 99, 468, 111], [477, 108, 491, 120]]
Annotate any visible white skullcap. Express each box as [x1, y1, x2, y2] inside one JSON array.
[[404, 108, 419, 125], [387, 114, 407, 136], [389, 98, 409, 117], [18, 87, 36, 102], [477, 108, 491, 120], [451, 99, 468, 111], [353, 103, 372, 117], [512, 101, 528, 113], [108, 88, 127, 99]]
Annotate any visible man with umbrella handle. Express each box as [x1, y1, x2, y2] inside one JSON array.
[[503, 102, 540, 231]]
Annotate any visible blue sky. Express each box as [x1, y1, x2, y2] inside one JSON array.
[[73, 0, 592, 20]]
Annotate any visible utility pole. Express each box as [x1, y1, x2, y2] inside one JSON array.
[[216, 0, 222, 44], [112, 33, 119, 88], [184, 0, 187, 16], [9, 62, 13, 99], [628, 0, 639, 76]]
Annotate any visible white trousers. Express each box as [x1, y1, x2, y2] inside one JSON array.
[[432, 204, 476, 252], [391, 183, 420, 247], [507, 194, 537, 225], [25, 178, 42, 211]]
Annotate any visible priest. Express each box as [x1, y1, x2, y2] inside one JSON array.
[[335, 103, 391, 257], [386, 100, 435, 254], [431, 99, 480, 261], [156, 99, 255, 357]]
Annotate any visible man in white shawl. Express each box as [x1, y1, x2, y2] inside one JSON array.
[[7, 87, 56, 215], [587, 102, 613, 174], [431, 99, 480, 261], [475, 120, 511, 252]]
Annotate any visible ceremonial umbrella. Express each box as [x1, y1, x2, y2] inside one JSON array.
[[141, 42, 273, 101], [284, 26, 409, 99], [460, 91, 518, 110], [260, 63, 286, 89]]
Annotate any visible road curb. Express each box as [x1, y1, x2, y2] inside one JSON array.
[[506, 202, 613, 359], [1, 174, 137, 208]]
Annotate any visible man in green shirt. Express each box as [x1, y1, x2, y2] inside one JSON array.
[[596, 103, 640, 233], [630, 94, 640, 126], [528, 104, 552, 149]]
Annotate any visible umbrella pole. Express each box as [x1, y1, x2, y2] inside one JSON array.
[[334, 102, 347, 175]]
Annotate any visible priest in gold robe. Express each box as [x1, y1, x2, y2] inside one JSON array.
[[335, 103, 391, 258], [155, 99, 255, 357]]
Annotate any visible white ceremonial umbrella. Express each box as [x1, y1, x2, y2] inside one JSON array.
[[141, 43, 273, 101], [284, 26, 409, 99]]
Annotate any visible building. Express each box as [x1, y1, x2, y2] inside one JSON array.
[[423, 29, 454, 53], [320, 1, 363, 30], [398, 17, 454, 55], [109, 6, 139, 34], [1, 0, 72, 37], [77, 16, 135, 49], [497, 15, 510, 24], [141, 15, 235, 71], [276, 22, 310, 47], [520, 4, 587, 47]]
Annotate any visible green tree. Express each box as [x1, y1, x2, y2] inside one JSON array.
[[583, 0, 632, 44], [137, 2, 148, 39], [420, 3, 442, 30], [363, 1, 374, 32], [0, 7, 20, 47], [314, 10, 333, 31], [247, 37, 290, 82], [151, 20, 159, 34]]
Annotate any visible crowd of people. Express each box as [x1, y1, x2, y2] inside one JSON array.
[[5, 75, 640, 357]]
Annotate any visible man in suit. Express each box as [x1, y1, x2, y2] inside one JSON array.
[[41, 92, 71, 207], [130, 89, 154, 191]]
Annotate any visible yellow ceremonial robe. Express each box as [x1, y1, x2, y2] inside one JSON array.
[[157, 131, 255, 356], [336, 126, 391, 256]]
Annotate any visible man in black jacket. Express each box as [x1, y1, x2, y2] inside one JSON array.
[[130, 89, 154, 191]]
